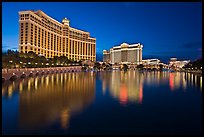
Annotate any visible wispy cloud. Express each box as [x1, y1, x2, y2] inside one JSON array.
[[181, 42, 202, 49]]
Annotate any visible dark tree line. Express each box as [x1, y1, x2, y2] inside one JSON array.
[[2, 50, 83, 69], [183, 58, 202, 70]]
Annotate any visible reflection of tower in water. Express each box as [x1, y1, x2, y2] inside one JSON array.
[[17, 72, 96, 130], [101, 71, 144, 105], [169, 72, 187, 91]]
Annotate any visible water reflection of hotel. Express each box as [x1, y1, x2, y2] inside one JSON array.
[[169, 72, 202, 91], [2, 72, 96, 130], [100, 71, 144, 105], [144, 71, 169, 86]]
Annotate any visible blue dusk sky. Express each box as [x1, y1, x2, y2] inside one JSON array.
[[2, 2, 202, 63]]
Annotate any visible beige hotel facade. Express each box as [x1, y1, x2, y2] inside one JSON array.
[[19, 10, 96, 61], [103, 43, 143, 65]]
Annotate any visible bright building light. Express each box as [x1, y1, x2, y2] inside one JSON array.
[[28, 62, 31, 64], [9, 61, 13, 63]]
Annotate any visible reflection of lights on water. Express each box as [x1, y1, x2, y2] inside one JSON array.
[[169, 73, 174, 91], [174, 73, 180, 89], [8, 85, 13, 97], [119, 84, 128, 105], [52, 75, 54, 84], [28, 79, 31, 91], [139, 84, 143, 104], [2, 72, 96, 130], [57, 74, 59, 84], [60, 109, 70, 129], [35, 77, 38, 90], [64, 73, 67, 81], [182, 75, 187, 91], [105, 71, 145, 105], [41, 76, 44, 84], [72, 74, 75, 81], [46, 77, 49, 86], [2, 87, 6, 96], [188, 73, 190, 82], [60, 74, 63, 85], [200, 77, 202, 91], [19, 81, 23, 93], [191, 74, 194, 85], [102, 82, 106, 95], [195, 75, 197, 88]]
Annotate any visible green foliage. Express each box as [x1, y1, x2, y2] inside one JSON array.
[[159, 64, 163, 71], [183, 58, 202, 69], [2, 50, 86, 69], [94, 62, 102, 70]]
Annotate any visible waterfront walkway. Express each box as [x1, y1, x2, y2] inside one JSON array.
[[2, 66, 82, 81]]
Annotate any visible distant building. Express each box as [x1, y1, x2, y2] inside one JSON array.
[[103, 50, 111, 63], [142, 59, 160, 65], [103, 43, 143, 64], [169, 58, 190, 68]]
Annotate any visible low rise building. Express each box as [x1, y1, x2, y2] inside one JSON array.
[[169, 58, 190, 68]]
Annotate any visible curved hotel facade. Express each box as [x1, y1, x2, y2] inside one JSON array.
[[19, 10, 96, 61], [103, 43, 143, 64]]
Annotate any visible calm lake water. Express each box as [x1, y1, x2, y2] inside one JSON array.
[[2, 71, 202, 135]]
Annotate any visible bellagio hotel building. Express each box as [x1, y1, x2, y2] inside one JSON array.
[[19, 10, 96, 61]]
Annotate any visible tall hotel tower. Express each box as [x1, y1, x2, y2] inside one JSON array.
[[19, 10, 96, 61], [103, 43, 143, 64]]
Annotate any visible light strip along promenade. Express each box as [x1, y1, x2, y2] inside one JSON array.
[[2, 66, 82, 81]]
